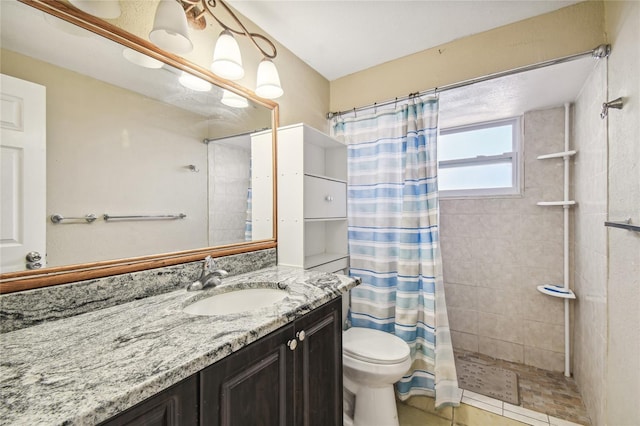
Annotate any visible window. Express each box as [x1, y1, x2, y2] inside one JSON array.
[[438, 117, 521, 197]]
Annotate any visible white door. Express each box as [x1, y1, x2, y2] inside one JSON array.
[[0, 74, 46, 272]]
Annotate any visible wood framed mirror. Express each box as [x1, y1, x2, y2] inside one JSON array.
[[0, 0, 278, 293]]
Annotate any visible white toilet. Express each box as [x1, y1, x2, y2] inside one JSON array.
[[342, 327, 412, 426]]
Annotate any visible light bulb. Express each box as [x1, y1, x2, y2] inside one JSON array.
[[211, 30, 245, 81], [255, 58, 283, 99], [149, 0, 193, 55]]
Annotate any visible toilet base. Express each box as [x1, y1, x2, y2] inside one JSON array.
[[352, 385, 400, 426]]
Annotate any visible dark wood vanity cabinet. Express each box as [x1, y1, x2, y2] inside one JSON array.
[[201, 297, 343, 426], [200, 323, 295, 426], [292, 297, 343, 426], [101, 297, 342, 426], [99, 375, 198, 426]]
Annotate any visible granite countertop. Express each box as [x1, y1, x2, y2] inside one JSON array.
[[0, 266, 357, 425]]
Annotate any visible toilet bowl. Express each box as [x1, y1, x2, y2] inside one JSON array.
[[342, 327, 411, 426]]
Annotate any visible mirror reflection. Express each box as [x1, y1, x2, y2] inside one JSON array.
[[0, 0, 274, 273]]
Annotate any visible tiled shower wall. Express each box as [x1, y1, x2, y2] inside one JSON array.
[[208, 142, 251, 245], [441, 107, 568, 371], [572, 60, 608, 426]]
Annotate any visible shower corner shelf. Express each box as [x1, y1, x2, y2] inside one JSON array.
[[536, 201, 576, 207], [536, 150, 577, 160], [537, 285, 576, 299]]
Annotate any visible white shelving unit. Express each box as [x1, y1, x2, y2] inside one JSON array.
[[277, 123, 349, 275], [535, 103, 577, 377]]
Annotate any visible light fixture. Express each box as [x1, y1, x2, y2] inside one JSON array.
[[255, 58, 283, 99], [151, 0, 283, 99], [210, 30, 244, 80], [69, 0, 121, 19], [221, 90, 249, 108], [178, 71, 212, 92], [149, 0, 193, 55]]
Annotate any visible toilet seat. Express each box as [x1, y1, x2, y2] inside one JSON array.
[[343, 327, 410, 365]]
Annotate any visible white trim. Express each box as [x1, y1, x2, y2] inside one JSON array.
[[438, 117, 522, 199]]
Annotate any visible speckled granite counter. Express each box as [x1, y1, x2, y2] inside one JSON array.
[[0, 266, 357, 425]]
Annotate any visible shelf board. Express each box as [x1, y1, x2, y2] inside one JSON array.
[[304, 217, 347, 222], [537, 201, 576, 206], [305, 252, 348, 269], [537, 285, 576, 299], [536, 150, 577, 160], [304, 173, 347, 184]]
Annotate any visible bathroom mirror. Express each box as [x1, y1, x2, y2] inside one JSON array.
[[0, 0, 278, 293]]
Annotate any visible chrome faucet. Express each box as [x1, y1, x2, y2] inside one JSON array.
[[186, 256, 228, 291]]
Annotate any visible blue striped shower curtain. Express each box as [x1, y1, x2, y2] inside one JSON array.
[[332, 98, 461, 408]]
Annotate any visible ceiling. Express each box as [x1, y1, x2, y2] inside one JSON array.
[[228, 0, 583, 81], [226, 0, 597, 126]]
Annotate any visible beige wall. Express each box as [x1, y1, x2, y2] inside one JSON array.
[[330, 1, 605, 112], [441, 107, 568, 370], [110, 1, 330, 131]]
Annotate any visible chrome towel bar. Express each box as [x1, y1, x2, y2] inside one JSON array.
[[103, 213, 187, 221], [605, 219, 640, 232], [50, 214, 97, 224]]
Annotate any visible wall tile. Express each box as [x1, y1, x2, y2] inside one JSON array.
[[451, 330, 479, 353], [444, 283, 477, 310], [448, 307, 478, 335], [524, 346, 565, 372], [520, 289, 564, 324], [479, 337, 524, 363], [476, 286, 522, 317], [524, 320, 565, 352], [478, 312, 523, 344]]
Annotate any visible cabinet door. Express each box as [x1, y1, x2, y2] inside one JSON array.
[[99, 375, 198, 426], [200, 324, 295, 426], [293, 297, 343, 426], [304, 176, 346, 219]]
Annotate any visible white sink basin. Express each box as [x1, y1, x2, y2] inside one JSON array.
[[183, 288, 288, 316]]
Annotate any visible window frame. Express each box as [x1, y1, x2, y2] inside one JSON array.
[[437, 116, 522, 199]]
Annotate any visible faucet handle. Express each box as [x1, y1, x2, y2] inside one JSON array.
[[203, 255, 216, 273]]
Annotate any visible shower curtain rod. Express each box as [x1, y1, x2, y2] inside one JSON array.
[[326, 44, 611, 120]]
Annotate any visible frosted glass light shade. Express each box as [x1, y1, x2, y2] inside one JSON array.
[[211, 30, 245, 81], [221, 90, 249, 108], [149, 0, 193, 55], [255, 59, 283, 99], [122, 48, 163, 69], [69, 0, 121, 19], [179, 72, 212, 92]]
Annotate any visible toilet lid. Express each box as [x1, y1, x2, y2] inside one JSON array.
[[343, 327, 410, 365]]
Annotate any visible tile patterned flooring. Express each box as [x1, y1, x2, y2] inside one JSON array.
[[455, 351, 591, 426]]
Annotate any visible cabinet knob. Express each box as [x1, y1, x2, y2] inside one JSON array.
[[287, 339, 298, 351], [296, 330, 306, 341], [325, 195, 334, 202], [26, 251, 42, 262]]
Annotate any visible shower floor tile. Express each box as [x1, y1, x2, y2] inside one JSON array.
[[455, 351, 591, 425]]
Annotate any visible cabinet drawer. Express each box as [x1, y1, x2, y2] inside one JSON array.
[[304, 176, 346, 219]]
